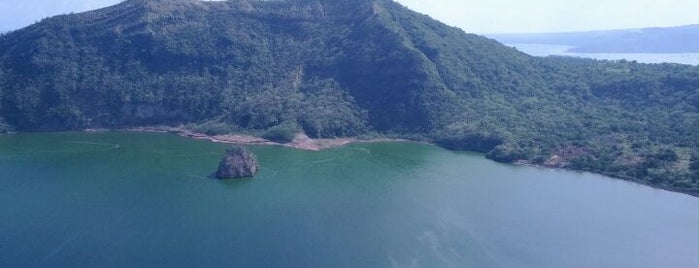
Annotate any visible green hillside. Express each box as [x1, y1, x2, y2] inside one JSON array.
[[1, 0, 698, 195]]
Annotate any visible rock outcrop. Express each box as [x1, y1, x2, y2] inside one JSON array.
[[215, 146, 259, 179]]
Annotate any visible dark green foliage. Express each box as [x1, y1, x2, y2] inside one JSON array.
[[655, 149, 679, 162], [435, 132, 504, 153], [190, 121, 235, 136], [486, 143, 530, 163], [690, 154, 699, 171], [0, 0, 698, 194], [0, 118, 12, 133], [262, 121, 299, 143]]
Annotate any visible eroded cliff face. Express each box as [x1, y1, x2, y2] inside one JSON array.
[[216, 146, 258, 179]]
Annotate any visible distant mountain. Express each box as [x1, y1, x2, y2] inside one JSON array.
[[1, 0, 699, 195], [491, 24, 699, 53]]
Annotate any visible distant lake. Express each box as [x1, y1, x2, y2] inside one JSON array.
[[509, 43, 699, 65], [2, 132, 699, 267]]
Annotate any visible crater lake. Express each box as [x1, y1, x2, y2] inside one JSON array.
[[1, 131, 699, 267]]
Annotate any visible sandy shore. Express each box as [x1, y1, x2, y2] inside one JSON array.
[[128, 126, 402, 151]]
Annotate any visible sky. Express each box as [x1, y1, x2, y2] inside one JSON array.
[[1, 0, 698, 34]]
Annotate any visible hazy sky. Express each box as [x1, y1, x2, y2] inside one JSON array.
[[398, 0, 699, 33], [1, 0, 698, 34]]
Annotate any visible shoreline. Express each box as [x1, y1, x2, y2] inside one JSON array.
[[5, 127, 698, 198], [126, 126, 409, 151], [128, 127, 699, 198], [516, 161, 699, 198]]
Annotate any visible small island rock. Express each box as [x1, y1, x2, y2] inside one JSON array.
[[215, 146, 259, 179]]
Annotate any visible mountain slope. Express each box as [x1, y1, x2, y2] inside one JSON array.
[[490, 24, 699, 53], [1, 0, 699, 195]]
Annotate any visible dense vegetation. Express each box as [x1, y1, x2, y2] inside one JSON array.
[[0, 0, 698, 195], [491, 24, 699, 53]]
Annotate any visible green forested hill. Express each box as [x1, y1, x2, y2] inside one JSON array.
[[1, 0, 698, 195]]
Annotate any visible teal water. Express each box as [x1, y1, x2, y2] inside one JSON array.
[[1, 132, 699, 267]]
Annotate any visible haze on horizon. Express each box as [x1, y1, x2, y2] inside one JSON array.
[[0, 0, 698, 34]]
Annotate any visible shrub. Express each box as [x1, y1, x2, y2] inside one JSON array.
[[486, 143, 527, 163], [0, 118, 13, 133], [191, 121, 235, 136], [261, 121, 299, 143], [434, 132, 504, 153]]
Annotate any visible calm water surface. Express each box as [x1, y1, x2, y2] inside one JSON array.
[[509, 43, 699, 65], [1, 132, 699, 267]]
